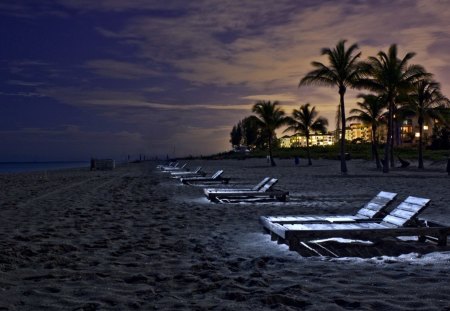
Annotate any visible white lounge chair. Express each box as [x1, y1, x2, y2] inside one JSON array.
[[180, 170, 230, 184], [261, 196, 449, 251], [260, 191, 397, 225], [204, 178, 288, 202]]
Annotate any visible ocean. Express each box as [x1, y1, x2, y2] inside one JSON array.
[[0, 161, 90, 174]]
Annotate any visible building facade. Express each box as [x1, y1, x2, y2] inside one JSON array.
[[279, 133, 335, 148], [280, 117, 445, 148]]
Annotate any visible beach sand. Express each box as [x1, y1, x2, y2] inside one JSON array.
[[0, 158, 449, 310]]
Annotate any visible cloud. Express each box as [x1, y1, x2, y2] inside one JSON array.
[[0, 91, 47, 97], [85, 59, 161, 79], [7, 80, 46, 87], [241, 93, 299, 103]]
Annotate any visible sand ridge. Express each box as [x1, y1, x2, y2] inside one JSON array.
[[0, 159, 449, 310]]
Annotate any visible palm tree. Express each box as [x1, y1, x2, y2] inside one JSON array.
[[251, 101, 289, 166], [300, 40, 363, 174], [284, 103, 328, 165], [403, 79, 449, 168], [347, 94, 387, 169], [360, 44, 430, 172]]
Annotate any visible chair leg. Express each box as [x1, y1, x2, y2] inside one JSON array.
[[437, 233, 447, 246], [288, 237, 299, 251]]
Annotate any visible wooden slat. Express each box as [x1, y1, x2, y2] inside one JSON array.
[[258, 178, 278, 192], [364, 201, 385, 211], [404, 196, 430, 206], [266, 215, 320, 222], [323, 217, 357, 222], [395, 202, 427, 213], [355, 208, 376, 218], [382, 215, 409, 227], [389, 209, 417, 220], [211, 170, 224, 179], [252, 177, 271, 191], [377, 191, 398, 200]]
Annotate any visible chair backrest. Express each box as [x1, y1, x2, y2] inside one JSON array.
[[355, 191, 397, 219], [381, 196, 430, 227], [258, 178, 278, 192], [211, 170, 224, 179], [193, 166, 202, 173], [180, 163, 187, 169], [252, 177, 271, 191]]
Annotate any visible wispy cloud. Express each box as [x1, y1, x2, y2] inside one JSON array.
[[85, 59, 162, 79], [0, 91, 47, 97]]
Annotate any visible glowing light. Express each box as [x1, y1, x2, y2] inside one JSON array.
[[415, 132, 420, 137], [423, 125, 428, 130]]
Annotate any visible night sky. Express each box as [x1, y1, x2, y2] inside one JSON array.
[[1, 0, 449, 161]]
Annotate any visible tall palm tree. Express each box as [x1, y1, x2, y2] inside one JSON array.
[[284, 103, 328, 165], [403, 79, 450, 168], [347, 94, 387, 169], [300, 40, 363, 174], [251, 101, 289, 166], [360, 44, 430, 172]]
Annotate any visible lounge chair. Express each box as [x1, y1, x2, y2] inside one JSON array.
[[262, 196, 450, 251], [156, 161, 174, 169], [204, 178, 288, 202], [203, 177, 271, 194], [261, 191, 397, 225], [170, 166, 205, 178], [157, 162, 178, 170], [161, 163, 187, 172], [180, 170, 230, 184]]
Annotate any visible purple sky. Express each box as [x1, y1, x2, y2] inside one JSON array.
[[1, 0, 449, 161]]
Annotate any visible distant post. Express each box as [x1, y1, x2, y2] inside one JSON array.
[[447, 157, 450, 176], [90, 158, 95, 171]]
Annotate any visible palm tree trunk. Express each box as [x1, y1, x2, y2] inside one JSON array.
[[339, 88, 348, 174], [268, 134, 276, 167], [418, 118, 424, 169], [306, 133, 312, 165], [390, 117, 396, 167], [372, 125, 381, 169], [383, 100, 393, 173]]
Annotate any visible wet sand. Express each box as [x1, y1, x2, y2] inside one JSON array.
[[0, 158, 449, 310]]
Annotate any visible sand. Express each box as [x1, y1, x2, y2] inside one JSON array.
[[0, 158, 449, 310]]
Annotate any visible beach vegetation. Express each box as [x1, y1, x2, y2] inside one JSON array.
[[284, 103, 328, 165], [230, 121, 243, 148], [249, 101, 290, 166], [400, 80, 450, 168], [300, 40, 364, 174], [347, 94, 387, 169], [359, 44, 430, 172]]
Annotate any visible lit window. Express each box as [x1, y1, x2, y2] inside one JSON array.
[[423, 125, 428, 130], [415, 132, 420, 137]]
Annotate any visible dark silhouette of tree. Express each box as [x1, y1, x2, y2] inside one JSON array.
[[300, 40, 363, 174], [284, 103, 328, 165], [431, 123, 450, 150], [241, 116, 259, 148], [360, 44, 429, 172], [250, 101, 289, 166], [402, 79, 450, 168], [230, 121, 243, 148], [347, 94, 387, 169]]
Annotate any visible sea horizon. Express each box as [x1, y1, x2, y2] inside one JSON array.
[[0, 161, 91, 174]]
